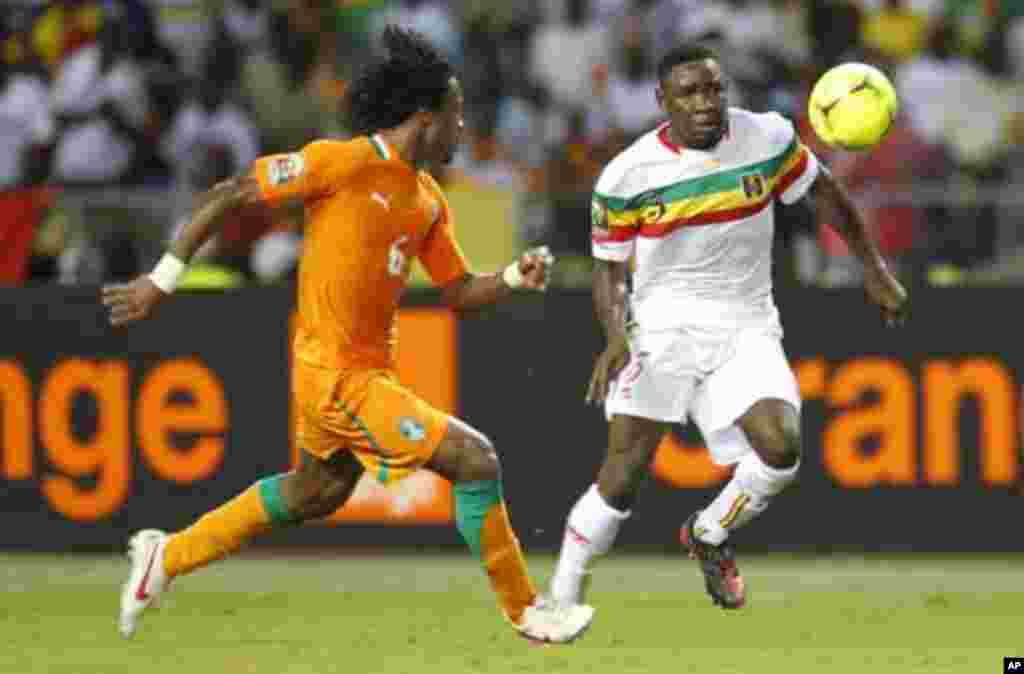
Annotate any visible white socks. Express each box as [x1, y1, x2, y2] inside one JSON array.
[[550, 484, 630, 605], [550, 453, 797, 603], [694, 452, 799, 546]]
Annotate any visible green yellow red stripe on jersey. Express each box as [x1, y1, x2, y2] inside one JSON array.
[[593, 137, 810, 241]]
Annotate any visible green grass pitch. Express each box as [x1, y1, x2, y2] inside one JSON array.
[[1, 551, 1020, 673]]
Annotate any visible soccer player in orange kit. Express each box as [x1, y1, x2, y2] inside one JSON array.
[[103, 26, 593, 645]]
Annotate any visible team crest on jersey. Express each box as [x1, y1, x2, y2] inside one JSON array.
[[268, 154, 305, 186], [631, 191, 667, 226], [399, 417, 426, 442], [741, 173, 766, 199]]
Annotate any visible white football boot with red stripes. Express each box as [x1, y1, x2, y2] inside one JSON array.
[[119, 529, 170, 637]]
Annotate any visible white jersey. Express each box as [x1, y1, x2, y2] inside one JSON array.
[[591, 108, 819, 335]]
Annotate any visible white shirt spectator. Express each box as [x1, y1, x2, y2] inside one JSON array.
[[898, 55, 1007, 166], [388, 1, 462, 68], [675, 0, 807, 64], [590, 0, 631, 23], [588, 76, 662, 140], [529, 21, 611, 111], [1009, 16, 1024, 79], [540, 0, 631, 23], [146, 0, 214, 77], [162, 100, 260, 179], [897, 55, 983, 144], [50, 45, 149, 183], [223, 0, 270, 51], [0, 73, 55, 188], [646, 0, 701, 60], [854, 0, 943, 15]]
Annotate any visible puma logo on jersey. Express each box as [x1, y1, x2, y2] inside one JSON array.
[[371, 192, 390, 210]]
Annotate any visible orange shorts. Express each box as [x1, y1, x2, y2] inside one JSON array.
[[293, 362, 450, 484]]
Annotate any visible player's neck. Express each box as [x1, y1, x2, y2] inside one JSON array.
[[375, 127, 421, 168], [666, 121, 729, 152]]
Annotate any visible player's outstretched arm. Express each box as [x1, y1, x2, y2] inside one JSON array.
[[101, 174, 262, 326], [438, 246, 554, 311], [807, 168, 908, 326], [585, 258, 631, 405]]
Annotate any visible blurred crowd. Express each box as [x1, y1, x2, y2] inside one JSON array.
[[1, 0, 1022, 288]]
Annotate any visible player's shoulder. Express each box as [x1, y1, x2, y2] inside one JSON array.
[[309, 136, 424, 192], [728, 107, 797, 153], [416, 169, 445, 196], [300, 137, 376, 164], [594, 126, 667, 199]]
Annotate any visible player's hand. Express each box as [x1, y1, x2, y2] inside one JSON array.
[[864, 262, 908, 327], [518, 245, 555, 291], [101, 275, 167, 327], [586, 334, 630, 405]]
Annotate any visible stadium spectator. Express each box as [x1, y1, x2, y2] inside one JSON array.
[[387, 0, 463, 71], [49, 9, 152, 185], [861, 0, 929, 63], [222, 0, 270, 53], [241, 0, 339, 153], [528, 0, 612, 113], [0, 30, 55, 285], [587, 10, 662, 144], [146, 0, 215, 78], [817, 113, 939, 286]]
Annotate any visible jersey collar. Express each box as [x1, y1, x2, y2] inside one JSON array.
[[370, 133, 393, 160], [657, 122, 683, 155], [656, 120, 730, 156]]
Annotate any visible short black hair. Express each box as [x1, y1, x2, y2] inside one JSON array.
[[656, 44, 718, 83], [344, 25, 455, 136]]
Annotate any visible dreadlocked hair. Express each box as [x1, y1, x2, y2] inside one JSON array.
[[344, 25, 454, 136]]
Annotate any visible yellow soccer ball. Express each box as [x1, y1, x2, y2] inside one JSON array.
[[808, 63, 899, 151]]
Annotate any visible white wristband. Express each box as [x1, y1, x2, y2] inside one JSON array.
[[148, 253, 187, 294], [502, 261, 524, 289]]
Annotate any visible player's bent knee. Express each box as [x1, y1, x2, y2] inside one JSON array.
[[782, 427, 802, 467], [427, 419, 501, 483], [750, 425, 801, 469], [283, 452, 362, 520], [462, 434, 500, 482]]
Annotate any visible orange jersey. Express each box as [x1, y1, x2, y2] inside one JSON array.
[[253, 135, 468, 370]]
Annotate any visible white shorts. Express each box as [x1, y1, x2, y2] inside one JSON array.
[[605, 328, 801, 466]]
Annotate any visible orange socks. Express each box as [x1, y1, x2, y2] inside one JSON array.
[[163, 474, 295, 578], [161, 474, 537, 625], [454, 480, 536, 623]]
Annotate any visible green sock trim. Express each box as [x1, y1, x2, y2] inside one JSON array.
[[258, 474, 299, 525], [453, 480, 503, 558]]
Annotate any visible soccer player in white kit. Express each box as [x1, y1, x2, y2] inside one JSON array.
[[548, 44, 908, 612]]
